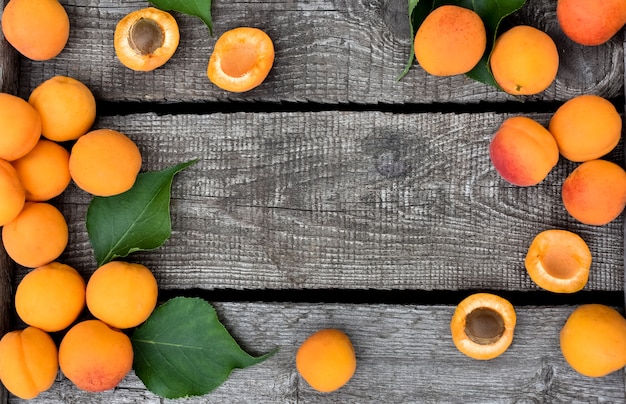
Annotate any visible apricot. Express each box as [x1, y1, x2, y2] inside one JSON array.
[[28, 76, 97, 142], [207, 27, 275, 92], [549, 95, 621, 162], [15, 262, 86, 332], [59, 319, 134, 392], [0, 159, 25, 226], [296, 328, 356, 392], [561, 159, 626, 226], [114, 7, 180, 72], [489, 116, 559, 186], [560, 304, 626, 377], [0, 326, 58, 399], [413, 5, 487, 76], [11, 139, 71, 201], [0, 93, 41, 162], [2, 202, 68, 268], [557, 0, 626, 46], [69, 128, 142, 196], [1, 0, 70, 60], [490, 25, 559, 95], [450, 293, 516, 360], [86, 261, 158, 329], [524, 229, 591, 293]]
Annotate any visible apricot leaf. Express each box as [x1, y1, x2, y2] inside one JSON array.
[[87, 159, 197, 266], [150, 0, 213, 34], [132, 297, 276, 399]]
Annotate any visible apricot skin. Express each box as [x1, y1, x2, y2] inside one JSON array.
[[0, 159, 26, 226], [0, 93, 42, 162], [557, 0, 626, 46]]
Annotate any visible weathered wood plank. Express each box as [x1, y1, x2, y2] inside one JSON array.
[[16, 0, 624, 104], [8, 303, 626, 403], [14, 111, 622, 292]]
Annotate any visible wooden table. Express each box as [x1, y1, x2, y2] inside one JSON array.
[[1, 0, 625, 402]]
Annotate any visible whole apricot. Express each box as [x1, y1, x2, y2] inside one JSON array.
[[414, 5, 487, 76], [557, 0, 626, 46], [86, 261, 158, 329], [28, 76, 97, 142], [549, 95, 621, 162], [2, 202, 68, 268], [560, 304, 626, 377], [59, 319, 134, 392], [489, 116, 559, 186], [0, 93, 41, 162], [490, 26, 559, 95], [69, 128, 142, 196], [0, 159, 25, 226], [0, 327, 58, 399], [296, 328, 356, 392], [561, 159, 626, 226], [1, 0, 70, 60], [15, 262, 86, 332], [11, 139, 71, 201]]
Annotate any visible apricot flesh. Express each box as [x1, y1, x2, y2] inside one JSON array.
[[557, 0, 626, 46]]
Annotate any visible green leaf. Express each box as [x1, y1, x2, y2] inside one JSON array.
[[87, 159, 197, 266], [150, 0, 213, 35], [132, 297, 277, 399]]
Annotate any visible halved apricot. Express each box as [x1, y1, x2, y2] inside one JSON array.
[[525, 229, 591, 293], [207, 27, 274, 92]]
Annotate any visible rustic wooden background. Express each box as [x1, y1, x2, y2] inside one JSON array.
[[1, 0, 626, 402]]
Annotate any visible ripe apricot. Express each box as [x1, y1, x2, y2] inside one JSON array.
[[490, 25, 559, 95], [489, 116, 559, 186], [557, 0, 626, 46], [524, 229, 591, 293], [561, 159, 626, 226], [296, 328, 356, 392], [549, 95, 621, 162], [28, 76, 97, 142], [207, 27, 275, 92], [86, 261, 158, 329], [413, 5, 487, 76], [59, 319, 134, 392], [69, 128, 142, 196], [11, 139, 71, 201], [450, 293, 516, 360], [560, 304, 626, 377], [15, 262, 86, 332], [0, 159, 25, 226], [1, 0, 70, 60], [0, 93, 41, 162], [0, 326, 58, 399], [2, 202, 68, 268], [114, 7, 180, 72]]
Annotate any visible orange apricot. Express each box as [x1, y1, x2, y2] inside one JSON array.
[[490, 25, 559, 95], [86, 261, 158, 329], [0, 93, 41, 162], [450, 293, 516, 360], [69, 128, 142, 196], [207, 27, 275, 92], [549, 95, 621, 162], [2, 202, 68, 268], [524, 229, 591, 293], [0, 159, 25, 226], [28, 76, 97, 142], [15, 262, 86, 332], [560, 304, 626, 377], [413, 5, 487, 76], [296, 328, 356, 392], [0, 326, 58, 399], [489, 116, 559, 186], [58, 319, 134, 392], [557, 0, 626, 46], [1, 0, 70, 60], [561, 159, 626, 226], [11, 139, 71, 201], [114, 7, 180, 72]]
